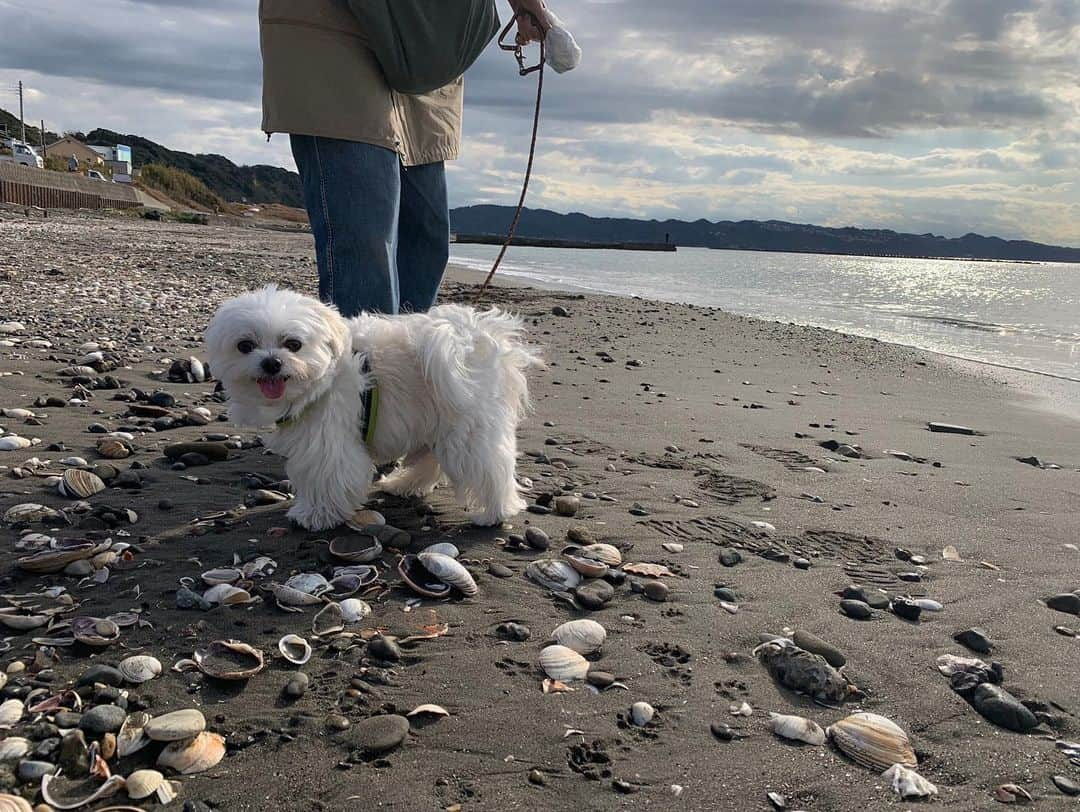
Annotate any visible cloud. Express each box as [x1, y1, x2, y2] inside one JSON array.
[[0, 0, 1076, 243]]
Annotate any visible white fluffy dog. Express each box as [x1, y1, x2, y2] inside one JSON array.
[[205, 286, 542, 531]]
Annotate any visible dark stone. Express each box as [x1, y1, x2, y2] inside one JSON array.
[[1046, 593, 1080, 615], [91, 463, 118, 481], [586, 671, 615, 689], [149, 391, 176, 408], [76, 665, 124, 688], [554, 496, 580, 517], [603, 569, 626, 586], [524, 527, 550, 551], [176, 587, 212, 611], [178, 452, 211, 467], [58, 730, 89, 775], [865, 592, 891, 610], [551, 306, 571, 317], [367, 636, 402, 662], [23, 722, 59, 741], [284, 672, 310, 699], [792, 557, 811, 570], [79, 704, 126, 735], [718, 548, 742, 567], [642, 580, 669, 602], [714, 586, 738, 603], [336, 713, 409, 756], [1052, 775, 1080, 797], [710, 722, 736, 741], [612, 778, 638, 794], [53, 711, 82, 729], [954, 627, 993, 654], [487, 562, 513, 578], [527, 504, 552, 515], [17, 760, 54, 784], [839, 599, 873, 620], [163, 441, 229, 461], [890, 597, 922, 621], [158, 499, 173, 511], [87, 423, 107, 433], [496, 622, 531, 642], [115, 470, 142, 489], [927, 421, 978, 435], [792, 630, 845, 668], [894, 547, 913, 561], [373, 524, 411, 550], [575, 580, 614, 610], [972, 684, 1039, 732], [529, 769, 547, 786], [897, 571, 922, 583]]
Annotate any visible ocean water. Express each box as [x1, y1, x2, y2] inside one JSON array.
[[450, 244, 1080, 381]]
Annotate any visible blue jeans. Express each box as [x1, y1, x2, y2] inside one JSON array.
[[290, 135, 449, 317]]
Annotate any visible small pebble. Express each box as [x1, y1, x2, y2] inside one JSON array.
[[839, 599, 873, 620], [642, 580, 669, 602]]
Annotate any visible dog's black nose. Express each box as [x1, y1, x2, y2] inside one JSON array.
[[261, 356, 283, 375]]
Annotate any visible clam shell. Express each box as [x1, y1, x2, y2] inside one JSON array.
[[539, 644, 590, 681], [0, 737, 28, 763], [397, 555, 450, 599], [0, 699, 22, 729], [186, 406, 212, 425], [58, 469, 105, 499], [17, 541, 101, 574], [117, 711, 153, 757], [827, 712, 917, 771], [0, 408, 34, 420], [561, 546, 608, 578], [581, 543, 622, 566], [0, 436, 32, 451], [882, 764, 938, 799], [769, 712, 826, 746], [339, 598, 372, 623], [157, 731, 226, 774], [345, 509, 386, 530], [124, 769, 168, 801], [284, 573, 330, 596], [278, 634, 312, 665], [145, 709, 207, 742], [202, 584, 254, 605], [551, 619, 606, 655], [201, 567, 242, 586], [0, 794, 33, 812], [418, 552, 478, 597], [328, 535, 383, 563], [312, 602, 345, 637], [327, 574, 365, 598], [41, 774, 125, 810], [265, 582, 324, 611], [71, 616, 120, 647], [95, 438, 131, 459], [0, 613, 48, 631], [118, 655, 162, 684], [421, 542, 459, 558], [193, 640, 265, 680], [525, 559, 581, 592], [189, 356, 207, 382], [3, 503, 60, 524], [241, 556, 277, 579]]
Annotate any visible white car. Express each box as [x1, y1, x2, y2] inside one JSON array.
[[87, 169, 111, 182], [1, 140, 44, 169]]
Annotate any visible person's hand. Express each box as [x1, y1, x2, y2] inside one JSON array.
[[509, 0, 547, 45]]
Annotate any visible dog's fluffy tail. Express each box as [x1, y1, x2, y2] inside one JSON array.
[[421, 304, 544, 421]]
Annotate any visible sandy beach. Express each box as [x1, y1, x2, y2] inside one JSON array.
[[0, 210, 1078, 811]]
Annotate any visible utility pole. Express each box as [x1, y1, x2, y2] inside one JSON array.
[[40, 120, 46, 156], [18, 80, 26, 144]]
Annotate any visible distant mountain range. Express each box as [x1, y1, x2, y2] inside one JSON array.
[[2, 109, 1075, 262]]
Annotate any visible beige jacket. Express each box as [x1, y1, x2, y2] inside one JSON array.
[[259, 0, 463, 166]]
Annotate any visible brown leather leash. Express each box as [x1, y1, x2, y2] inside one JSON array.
[[472, 13, 546, 304]]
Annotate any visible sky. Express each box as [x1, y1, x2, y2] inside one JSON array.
[[0, 0, 1077, 244]]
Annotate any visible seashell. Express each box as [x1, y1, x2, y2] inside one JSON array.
[[0, 613, 48, 631], [0, 699, 23, 729], [561, 546, 609, 578], [60, 365, 97, 377], [339, 598, 372, 623], [622, 562, 674, 577], [284, 572, 331, 595], [118, 655, 162, 684], [201, 567, 242, 586], [913, 597, 943, 612], [525, 559, 581, 592], [71, 616, 120, 647], [107, 611, 140, 628], [117, 711, 153, 757], [418, 552, 478, 596], [396, 556, 448, 599], [328, 535, 383, 563], [882, 763, 938, 799], [312, 602, 345, 637], [96, 438, 131, 459], [202, 584, 254, 605], [3, 503, 60, 524], [421, 542, 459, 558], [753, 638, 852, 702], [330, 564, 379, 587], [730, 701, 754, 717], [58, 468, 106, 499], [185, 407, 212, 426], [59, 456, 89, 467], [346, 509, 386, 529], [18, 541, 101, 574], [264, 582, 324, 612], [124, 769, 177, 803], [278, 634, 312, 665], [241, 556, 277, 579], [581, 543, 622, 566], [406, 703, 450, 719], [630, 701, 655, 727], [768, 712, 826, 746], [551, 619, 606, 655], [189, 356, 207, 382], [0, 736, 29, 763], [157, 731, 226, 775], [0, 436, 32, 451], [327, 574, 365, 598], [145, 709, 207, 742], [539, 644, 590, 681], [194, 640, 265, 680], [40, 774, 125, 810], [0, 794, 33, 812], [0, 408, 34, 420], [79, 351, 104, 365], [827, 712, 917, 771]]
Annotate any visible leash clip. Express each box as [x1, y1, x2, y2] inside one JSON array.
[[498, 12, 545, 76]]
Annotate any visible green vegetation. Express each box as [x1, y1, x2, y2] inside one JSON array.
[[139, 163, 225, 211], [0, 109, 59, 148]]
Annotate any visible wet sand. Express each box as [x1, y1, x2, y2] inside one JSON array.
[[0, 211, 1078, 811]]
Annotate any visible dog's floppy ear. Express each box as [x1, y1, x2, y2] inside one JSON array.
[[321, 303, 351, 360]]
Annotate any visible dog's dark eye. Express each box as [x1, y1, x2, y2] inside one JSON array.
[[283, 339, 303, 353], [237, 340, 256, 355]]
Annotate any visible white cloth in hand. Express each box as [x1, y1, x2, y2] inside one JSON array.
[[543, 10, 581, 73]]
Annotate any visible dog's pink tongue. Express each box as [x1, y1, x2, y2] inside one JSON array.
[[258, 377, 286, 400]]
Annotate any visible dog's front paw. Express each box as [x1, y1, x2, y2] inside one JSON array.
[[287, 500, 346, 532]]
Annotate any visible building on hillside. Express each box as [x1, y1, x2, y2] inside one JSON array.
[[46, 136, 104, 168], [89, 144, 133, 183]]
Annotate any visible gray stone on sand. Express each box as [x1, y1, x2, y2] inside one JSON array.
[[554, 495, 580, 517], [337, 713, 410, 756], [76, 665, 124, 687], [792, 630, 845, 668], [839, 599, 873, 620], [1045, 593, 1080, 616], [971, 684, 1038, 732], [16, 760, 54, 784], [642, 580, 669, 602], [79, 704, 126, 735], [953, 627, 993, 654]]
